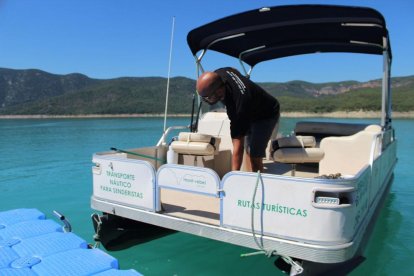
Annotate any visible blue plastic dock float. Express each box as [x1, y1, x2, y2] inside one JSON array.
[[0, 208, 142, 276]]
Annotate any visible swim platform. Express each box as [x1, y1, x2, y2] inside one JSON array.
[[0, 208, 141, 276]]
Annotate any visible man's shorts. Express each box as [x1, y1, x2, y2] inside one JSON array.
[[245, 114, 279, 158]]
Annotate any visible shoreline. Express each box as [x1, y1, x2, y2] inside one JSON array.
[[1, 111, 414, 119]]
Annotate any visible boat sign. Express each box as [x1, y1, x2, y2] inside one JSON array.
[[157, 164, 220, 197], [92, 155, 156, 211]]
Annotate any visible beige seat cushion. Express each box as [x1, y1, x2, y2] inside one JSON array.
[[171, 141, 215, 156], [319, 125, 382, 175], [178, 132, 215, 143], [273, 148, 324, 163], [276, 135, 316, 148], [171, 132, 221, 156]]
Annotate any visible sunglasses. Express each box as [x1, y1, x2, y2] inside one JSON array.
[[201, 90, 220, 103], [200, 84, 224, 104]]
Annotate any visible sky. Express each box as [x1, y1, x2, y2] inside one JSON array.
[[0, 0, 413, 83]]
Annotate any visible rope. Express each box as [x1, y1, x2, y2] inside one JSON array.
[[241, 171, 304, 275], [316, 173, 342, 179], [92, 213, 102, 249], [110, 147, 166, 164], [252, 171, 264, 250], [163, 16, 175, 133]]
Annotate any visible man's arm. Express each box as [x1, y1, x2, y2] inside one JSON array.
[[232, 137, 244, 171]]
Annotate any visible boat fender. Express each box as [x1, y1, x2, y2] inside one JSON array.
[[167, 145, 179, 164]]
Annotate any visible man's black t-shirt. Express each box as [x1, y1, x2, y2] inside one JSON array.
[[215, 67, 280, 138]]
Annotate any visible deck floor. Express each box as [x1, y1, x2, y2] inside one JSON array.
[[160, 161, 319, 225], [161, 189, 220, 225], [263, 160, 319, 178]]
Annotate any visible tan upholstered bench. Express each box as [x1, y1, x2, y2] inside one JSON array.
[[318, 125, 381, 176], [171, 132, 221, 156], [274, 135, 316, 148], [272, 136, 324, 176], [273, 148, 324, 163]]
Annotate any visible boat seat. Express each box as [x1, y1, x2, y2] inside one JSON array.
[[170, 132, 231, 178], [295, 121, 369, 142], [272, 136, 324, 176], [273, 148, 325, 163], [171, 132, 221, 156], [273, 135, 316, 149], [319, 125, 382, 176]]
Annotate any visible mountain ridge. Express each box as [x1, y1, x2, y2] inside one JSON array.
[[1, 68, 413, 114]]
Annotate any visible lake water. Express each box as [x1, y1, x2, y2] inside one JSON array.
[[1, 117, 413, 275]]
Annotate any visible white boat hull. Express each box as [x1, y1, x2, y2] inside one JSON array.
[[91, 138, 396, 265]]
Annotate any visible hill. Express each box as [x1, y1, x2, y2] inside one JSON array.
[[0, 68, 413, 115], [0, 68, 98, 108]]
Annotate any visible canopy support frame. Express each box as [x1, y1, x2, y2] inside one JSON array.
[[381, 37, 392, 129]]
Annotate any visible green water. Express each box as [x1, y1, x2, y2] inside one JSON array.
[[1, 117, 413, 275]]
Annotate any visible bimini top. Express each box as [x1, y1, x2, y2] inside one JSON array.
[[187, 5, 392, 67]]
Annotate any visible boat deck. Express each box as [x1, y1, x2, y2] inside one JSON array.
[[0, 208, 141, 276], [263, 160, 319, 177], [161, 161, 318, 226], [91, 136, 396, 265], [161, 189, 220, 225]]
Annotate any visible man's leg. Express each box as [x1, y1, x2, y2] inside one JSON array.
[[243, 149, 253, 171], [250, 156, 263, 172], [247, 116, 279, 172]]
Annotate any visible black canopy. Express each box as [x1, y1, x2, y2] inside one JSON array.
[[187, 5, 391, 66]]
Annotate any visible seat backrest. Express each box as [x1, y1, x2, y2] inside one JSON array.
[[295, 121, 369, 142], [171, 131, 231, 177], [171, 112, 233, 177], [319, 125, 382, 176], [273, 147, 324, 164], [196, 112, 233, 177], [171, 132, 220, 156], [197, 112, 232, 150], [275, 135, 316, 149]]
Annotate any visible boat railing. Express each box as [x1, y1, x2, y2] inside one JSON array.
[[369, 132, 383, 166], [156, 125, 189, 147]]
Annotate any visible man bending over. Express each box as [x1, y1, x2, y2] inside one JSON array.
[[196, 67, 280, 172]]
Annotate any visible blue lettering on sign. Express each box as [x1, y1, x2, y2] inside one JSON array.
[[181, 174, 207, 187]]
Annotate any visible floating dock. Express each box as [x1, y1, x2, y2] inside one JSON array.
[[0, 208, 141, 275]]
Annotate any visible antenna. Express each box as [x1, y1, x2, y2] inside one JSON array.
[[163, 16, 175, 133]]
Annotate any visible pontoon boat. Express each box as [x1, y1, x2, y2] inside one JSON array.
[[90, 5, 397, 275]]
